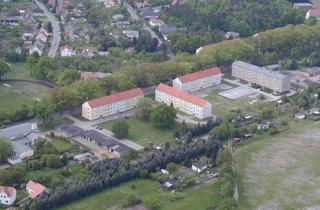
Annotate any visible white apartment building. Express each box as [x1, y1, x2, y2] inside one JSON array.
[[82, 88, 144, 120], [0, 186, 16, 206], [173, 67, 222, 92], [232, 60, 290, 93], [155, 83, 212, 119]]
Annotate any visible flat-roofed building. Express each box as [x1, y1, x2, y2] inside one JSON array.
[[82, 88, 144, 120], [232, 60, 290, 93], [155, 83, 212, 119], [173, 67, 222, 92]]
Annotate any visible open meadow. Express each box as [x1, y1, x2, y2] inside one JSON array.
[[234, 121, 320, 209]]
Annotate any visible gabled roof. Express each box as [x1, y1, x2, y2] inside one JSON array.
[[85, 88, 144, 108], [156, 83, 209, 107], [0, 186, 16, 198], [308, 9, 320, 17], [150, 18, 164, 25], [193, 161, 207, 169], [26, 180, 46, 199], [177, 67, 221, 84]]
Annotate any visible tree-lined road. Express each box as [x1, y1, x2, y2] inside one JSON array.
[[35, 0, 61, 57]]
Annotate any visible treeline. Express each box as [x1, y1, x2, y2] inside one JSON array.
[[161, 0, 304, 53], [34, 138, 222, 210]]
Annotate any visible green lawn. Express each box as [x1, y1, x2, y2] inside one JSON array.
[[0, 85, 32, 112], [50, 137, 74, 153], [3, 63, 33, 80], [101, 117, 179, 146], [6, 81, 51, 99], [57, 179, 222, 210]]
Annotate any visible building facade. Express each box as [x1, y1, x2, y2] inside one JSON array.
[[155, 83, 212, 119], [0, 186, 16, 206], [232, 60, 290, 93], [82, 88, 144, 120], [173, 67, 222, 92]]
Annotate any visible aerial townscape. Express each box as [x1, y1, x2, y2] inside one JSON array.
[[0, 0, 320, 209]]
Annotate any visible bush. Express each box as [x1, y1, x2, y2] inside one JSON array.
[[111, 119, 129, 139]]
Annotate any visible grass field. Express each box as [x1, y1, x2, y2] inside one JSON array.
[[0, 85, 32, 112], [51, 137, 75, 153], [57, 179, 222, 210], [204, 91, 253, 119], [3, 63, 33, 80], [234, 121, 320, 209], [101, 117, 179, 146]]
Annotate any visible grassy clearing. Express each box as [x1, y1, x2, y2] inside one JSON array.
[[57, 179, 222, 210], [3, 63, 33, 80], [6, 81, 51, 99], [101, 117, 179, 146], [50, 137, 74, 153], [0, 85, 32, 112], [204, 91, 252, 119], [234, 121, 320, 209]]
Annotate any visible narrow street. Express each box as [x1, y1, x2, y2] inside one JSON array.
[[35, 0, 61, 57]]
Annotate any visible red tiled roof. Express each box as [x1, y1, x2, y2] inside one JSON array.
[[0, 186, 15, 198], [86, 88, 144, 108], [150, 18, 164, 24], [26, 180, 46, 199], [156, 83, 208, 107], [308, 9, 320, 17], [177, 67, 221, 84]]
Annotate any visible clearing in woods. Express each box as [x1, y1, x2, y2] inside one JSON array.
[[235, 121, 320, 209]]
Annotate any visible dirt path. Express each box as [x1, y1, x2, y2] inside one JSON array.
[[235, 122, 320, 209]]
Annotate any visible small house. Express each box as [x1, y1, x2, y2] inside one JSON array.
[[192, 161, 208, 173], [115, 21, 130, 29], [0, 186, 16, 206], [224, 32, 240, 40], [73, 152, 94, 163], [123, 30, 139, 40], [26, 180, 46, 199], [159, 24, 176, 41], [149, 18, 164, 27], [60, 44, 76, 57], [306, 9, 320, 20]]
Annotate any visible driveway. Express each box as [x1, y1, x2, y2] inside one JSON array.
[[35, 0, 61, 57]]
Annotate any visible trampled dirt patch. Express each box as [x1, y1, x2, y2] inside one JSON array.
[[235, 122, 320, 209]]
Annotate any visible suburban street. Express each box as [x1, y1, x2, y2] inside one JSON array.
[[35, 0, 61, 57]]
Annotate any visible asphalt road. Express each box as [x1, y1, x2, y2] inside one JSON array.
[[35, 0, 61, 57]]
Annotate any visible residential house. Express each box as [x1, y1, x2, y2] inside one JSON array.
[[173, 67, 222, 92], [293, 2, 314, 11], [60, 44, 76, 57], [82, 88, 144, 120], [0, 123, 43, 165], [26, 180, 46, 199], [81, 130, 129, 157], [0, 186, 16, 206], [36, 28, 49, 43], [112, 14, 125, 22], [115, 21, 130, 29], [48, 0, 56, 7], [104, 0, 115, 8], [159, 24, 176, 41], [149, 18, 164, 27], [306, 9, 320, 20], [54, 125, 83, 138], [123, 30, 139, 40], [29, 40, 44, 56], [142, 8, 159, 19], [81, 48, 96, 58], [232, 60, 291, 93], [155, 83, 212, 119], [73, 152, 96, 163], [192, 161, 208, 173], [224, 31, 240, 40], [302, 67, 320, 77], [80, 71, 111, 81]]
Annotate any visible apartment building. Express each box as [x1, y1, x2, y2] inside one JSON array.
[[232, 60, 290, 93], [173, 67, 222, 92], [155, 83, 212, 119], [82, 88, 144, 120]]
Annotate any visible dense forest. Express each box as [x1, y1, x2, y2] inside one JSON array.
[[162, 0, 305, 53]]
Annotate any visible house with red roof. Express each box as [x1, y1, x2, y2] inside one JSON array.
[[155, 83, 212, 119], [80, 71, 111, 81], [306, 9, 320, 20], [149, 18, 164, 27], [26, 180, 46, 199], [0, 186, 16, 205], [173, 67, 222, 92], [82, 88, 144, 120]]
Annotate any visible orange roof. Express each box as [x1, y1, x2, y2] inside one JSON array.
[[156, 83, 208, 107], [0, 186, 15, 198], [177, 67, 221, 84], [86, 88, 144, 108], [26, 180, 46, 199], [308, 9, 320, 17]]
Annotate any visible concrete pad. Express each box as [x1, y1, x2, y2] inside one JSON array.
[[219, 86, 257, 99]]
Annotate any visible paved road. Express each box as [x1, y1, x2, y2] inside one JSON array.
[[35, 0, 61, 57], [143, 23, 163, 47]]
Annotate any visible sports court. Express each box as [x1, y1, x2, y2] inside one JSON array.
[[218, 86, 257, 99]]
